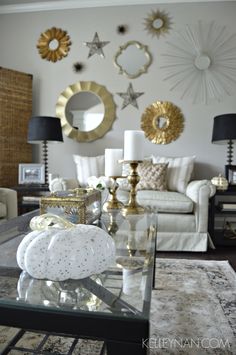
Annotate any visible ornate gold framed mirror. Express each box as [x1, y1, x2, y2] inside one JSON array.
[[144, 9, 172, 38], [141, 101, 184, 144], [114, 40, 152, 79], [37, 27, 71, 62], [56, 81, 116, 142]]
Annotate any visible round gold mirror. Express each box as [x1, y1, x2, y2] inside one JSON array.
[[141, 101, 184, 144], [56, 81, 116, 142]]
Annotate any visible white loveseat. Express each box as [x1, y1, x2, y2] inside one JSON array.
[[0, 188, 18, 222], [50, 154, 216, 252]]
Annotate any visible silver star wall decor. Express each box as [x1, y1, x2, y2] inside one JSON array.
[[84, 32, 110, 58], [117, 83, 144, 109]]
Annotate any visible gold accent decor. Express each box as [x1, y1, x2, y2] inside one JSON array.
[[141, 101, 184, 144], [121, 161, 145, 216], [103, 176, 124, 212], [56, 81, 116, 142], [114, 40, 152, 79], [144, 9, 172, 38], [40, 188, 101, 224], [37, 27, 71, 62]]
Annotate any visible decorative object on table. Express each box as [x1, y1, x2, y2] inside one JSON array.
[[117, 83, 144, 110], [73, 61, 85, 73], [141, 101, 184, 144], [116, 24, 128, 35], [18, 164, 45, 185], [161, 21, 236, 104], [16, 217, 116, 281], [40, 188, 101, 224], [227, 166, 236, 186], [211, 174, 228, 191], [211, 114, 236, 180], [37, 27, 71, 62], [17, 271, 102, 311], [144, 9, 172, 38], [87, 175, 111, 206], [114, 40, 152, 79], [103, 149, 124, 210], [84, 32, 110, 58], [124, 130, 144, 161], [56, 81, 116, 142], [27, 116, 63, 186]]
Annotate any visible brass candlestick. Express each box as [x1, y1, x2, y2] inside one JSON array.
[[121, 160, 145, 215], [103, 176, 124, 212]]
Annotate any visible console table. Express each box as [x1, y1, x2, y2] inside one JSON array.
[[13, 185, 49, 215]]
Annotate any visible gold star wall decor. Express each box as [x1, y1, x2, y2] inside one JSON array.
[[117, 83, 144, 110], [144, 9, 172, 38], [84, 32, 110, 58]]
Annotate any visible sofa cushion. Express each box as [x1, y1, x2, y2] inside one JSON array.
[[0, 202, 7, 218], [137, 161, 168, 191], [73, 154, 105, 187], [151, 155, 195, 193], [117, 189, 193, 213]]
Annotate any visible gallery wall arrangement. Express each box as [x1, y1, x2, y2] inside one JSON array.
[[0, 1, 236, 180]]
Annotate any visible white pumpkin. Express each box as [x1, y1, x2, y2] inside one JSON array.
[[16, 224, 116, 281]]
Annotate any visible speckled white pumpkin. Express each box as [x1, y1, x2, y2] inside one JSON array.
[[16, 225, 116, 281]]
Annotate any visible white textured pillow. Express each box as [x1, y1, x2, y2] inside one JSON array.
[[151, 155, 195, 193], [73, 155, 105, 187]]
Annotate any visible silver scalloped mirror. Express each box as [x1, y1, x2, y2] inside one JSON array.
[[114, 41, 152, 79]]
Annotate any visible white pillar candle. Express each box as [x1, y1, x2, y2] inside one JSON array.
[[105, 149, 123, 176], [124, 130, 144, 161]]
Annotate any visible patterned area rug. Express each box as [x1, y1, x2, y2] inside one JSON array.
[[0, 258, 235, 354]]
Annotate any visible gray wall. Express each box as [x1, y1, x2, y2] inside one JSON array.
[[1, 1, 236, 180]]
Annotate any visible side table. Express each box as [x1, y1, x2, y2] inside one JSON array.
[[12, 185, 49, 215], [209, 187, 236, 246]]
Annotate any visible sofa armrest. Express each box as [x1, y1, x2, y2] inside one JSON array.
[[186, 180, 216, 233], [0, 188, 18, 219]]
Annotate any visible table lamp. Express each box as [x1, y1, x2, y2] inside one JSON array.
[[212, 114, 236, 179], [28, 116, 63, 185]]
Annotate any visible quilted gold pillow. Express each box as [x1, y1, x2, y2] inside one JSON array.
[[137, 161, 168, 191]]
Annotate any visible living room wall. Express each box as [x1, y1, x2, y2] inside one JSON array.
[[0, 1, 236, 181]]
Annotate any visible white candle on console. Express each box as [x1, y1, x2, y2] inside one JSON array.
[[105, 149, 123, 176], [124, 130, 144, 160]]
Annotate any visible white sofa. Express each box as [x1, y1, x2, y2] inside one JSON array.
[[0, 188, 18, 221], [50, 154, 216, 252]]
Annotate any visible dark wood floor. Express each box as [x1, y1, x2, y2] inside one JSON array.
[[156, 246, 236, 271]]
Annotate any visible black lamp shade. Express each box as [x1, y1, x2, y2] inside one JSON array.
[[212, 114, 236, 144], [28, 116, 63, 143]]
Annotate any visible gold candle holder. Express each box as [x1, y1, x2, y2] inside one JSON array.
[[103, 176, 124, 212], [121, 160, 145, 216]]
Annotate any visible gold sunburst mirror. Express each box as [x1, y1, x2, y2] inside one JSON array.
[[141, 101, 184, 144], [56, 81, 116, 142], [37, 27, 71, 62], [144, 9, 172, 38]]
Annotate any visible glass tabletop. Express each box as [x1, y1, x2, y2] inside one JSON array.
[[0, 209, 157, 321]]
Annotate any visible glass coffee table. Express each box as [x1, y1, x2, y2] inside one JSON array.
[[0, 209, 157, 355]]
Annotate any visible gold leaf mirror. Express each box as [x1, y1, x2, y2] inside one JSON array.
[[144, 10, 172, 38], [114, 41, 152, 79], [141, 101, 184, 144], [56, 81, 116, 142], [37, 27, 71, 62]]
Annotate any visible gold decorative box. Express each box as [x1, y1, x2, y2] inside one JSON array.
[[40, 188, 101, 224]]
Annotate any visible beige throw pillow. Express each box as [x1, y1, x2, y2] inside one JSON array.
[[137, 161, 168, 191]]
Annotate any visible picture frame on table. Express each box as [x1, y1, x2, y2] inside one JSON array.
[[18, 164, 45, 185], [227, 165, 236, 185]]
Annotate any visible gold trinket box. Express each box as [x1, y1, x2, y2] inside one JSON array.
[[40, 188, 101, 224]]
